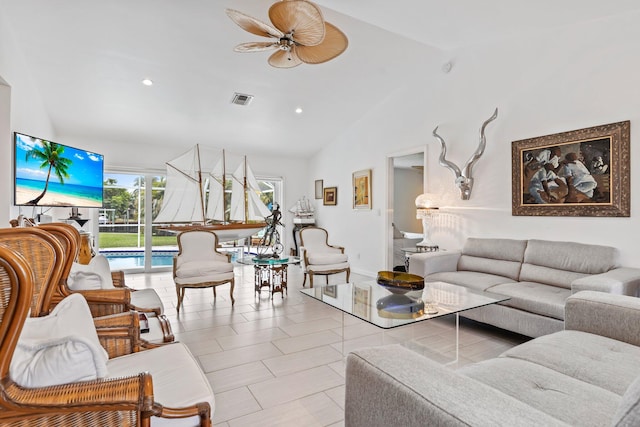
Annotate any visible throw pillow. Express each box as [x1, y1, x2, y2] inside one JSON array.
[[68, 255, 115, 290], [10, 294, 109, 388]]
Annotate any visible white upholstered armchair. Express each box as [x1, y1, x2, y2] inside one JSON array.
[[173, 230, 235, 313], [299, 227, 350, 288]]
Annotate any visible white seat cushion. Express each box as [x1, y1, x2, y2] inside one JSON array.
[[307, 262, 350, 273], [10, 294, 109, 387], [176, 261, 233, 279], [130, 288, 164, 313], [107, 343, 215, 425], [308, 253, 348, 265]]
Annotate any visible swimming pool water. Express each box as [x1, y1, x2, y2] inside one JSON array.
[[102, 251, 177, 269]]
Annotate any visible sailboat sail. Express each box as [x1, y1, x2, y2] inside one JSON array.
[[154, 146, 207, 224], [155, 145, 271, 240]]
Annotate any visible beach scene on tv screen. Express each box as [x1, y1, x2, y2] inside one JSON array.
[[14, 133, 103, 207]]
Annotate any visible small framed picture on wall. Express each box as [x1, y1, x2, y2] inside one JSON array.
[[323, 187, 337, 206], [315, 179, 323, 199]]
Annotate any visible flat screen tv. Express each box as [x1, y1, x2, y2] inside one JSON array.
[[14, 132, 104, 208]]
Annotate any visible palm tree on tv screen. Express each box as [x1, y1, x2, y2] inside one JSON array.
[[25, 141, 72, 205]]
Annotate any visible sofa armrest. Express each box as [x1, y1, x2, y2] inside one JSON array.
[[565, 291, 640, 347], [346, 345, 569, 427], [407, 251, 461, 277], [571, 267, 640, 296]]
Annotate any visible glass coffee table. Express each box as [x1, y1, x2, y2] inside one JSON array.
[[301, 281, 509, 362]]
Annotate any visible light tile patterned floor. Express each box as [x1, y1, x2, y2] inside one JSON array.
[[126, 263, 530, 426]]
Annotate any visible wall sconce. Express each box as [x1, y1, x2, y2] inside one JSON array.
[[415, 193, 439, 251]]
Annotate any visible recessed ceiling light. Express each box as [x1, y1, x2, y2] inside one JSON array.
[[142, 79, 153, 86], [295, 107, 303, 114]]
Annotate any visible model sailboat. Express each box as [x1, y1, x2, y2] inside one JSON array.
[[154, 144, 271, 241]]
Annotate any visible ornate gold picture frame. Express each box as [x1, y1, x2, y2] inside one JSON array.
[[323, 187, 337, 206], [512, 121, 630, 217]]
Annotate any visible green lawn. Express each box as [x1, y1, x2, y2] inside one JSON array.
[[99, 233, 177, 248]]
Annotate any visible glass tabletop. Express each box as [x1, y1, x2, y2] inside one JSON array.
[[236, 255, 301, 266], [300, 281, 510, 329]]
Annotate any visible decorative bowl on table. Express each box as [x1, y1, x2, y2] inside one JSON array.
[[376, 294, 425, 319], [376, 271, 424, 294]]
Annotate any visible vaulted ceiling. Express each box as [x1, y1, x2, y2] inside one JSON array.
[[2, 0, 638, 158]]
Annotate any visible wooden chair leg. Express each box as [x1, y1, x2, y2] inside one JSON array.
[[302, 273, 307, 287], [213, 286, 217, 299], [309, 273, 314, 288], [229, 279, 235, 305], [346, 268, 351, 283], [176, 285, 183, 313]]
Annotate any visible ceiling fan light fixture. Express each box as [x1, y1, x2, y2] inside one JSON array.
[[226, 0, 348, 68]]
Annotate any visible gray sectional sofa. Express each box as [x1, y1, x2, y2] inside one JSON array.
[[408, 238, 640, 337], [345, 291, 640, 427]]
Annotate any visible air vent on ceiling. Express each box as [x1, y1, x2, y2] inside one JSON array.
[[231, 92, 254, 106]]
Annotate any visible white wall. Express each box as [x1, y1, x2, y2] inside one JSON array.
[[312, 11, 640, 276], [0, 12, 56, 225]]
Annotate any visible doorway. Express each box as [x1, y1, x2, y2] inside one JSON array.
[[386, 147, 426, 270]]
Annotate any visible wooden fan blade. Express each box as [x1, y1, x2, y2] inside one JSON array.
[[296, 22, 348, 64], [226, 9, 283, 39], [234, 42, 279, 52], [269, 0, 325, 47], [268, 48, 303, 68]]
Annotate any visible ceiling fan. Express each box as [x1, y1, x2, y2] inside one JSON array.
[[226, 0, 348, 68]]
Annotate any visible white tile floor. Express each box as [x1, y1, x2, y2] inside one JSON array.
[[126, 263, 530, 426]]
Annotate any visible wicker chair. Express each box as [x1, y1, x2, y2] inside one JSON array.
[[0, 243, 156, 426], [174, 230, 235, 313], [0, 226, 214, 426], [39, 223, 174, 344], [299, 227, 351, 288]]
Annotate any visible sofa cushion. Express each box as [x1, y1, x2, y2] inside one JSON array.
[[519, 263, 588, 289], [457, 238, 527, 281], [613, 375, 640, 427], [521, 240, 619, 286], [489, 281, 570, 319], [500, 330, 640, 395], [426, 271, 516, 292], [460, 357, 621, 427]]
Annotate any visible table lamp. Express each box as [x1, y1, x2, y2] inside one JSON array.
[[415, 193, 439, 251]]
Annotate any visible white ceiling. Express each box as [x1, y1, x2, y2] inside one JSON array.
[[2, 0, 639, 158]]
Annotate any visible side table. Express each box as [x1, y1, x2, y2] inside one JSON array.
[[237, 256, 301, 299], [401, 247, 440, 272]]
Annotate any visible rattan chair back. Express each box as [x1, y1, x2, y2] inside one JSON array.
[[0, 227, 64, 317], [0, 244, 154, 426]]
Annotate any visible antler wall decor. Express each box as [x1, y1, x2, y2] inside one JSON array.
[[432, 108, 498, 200]]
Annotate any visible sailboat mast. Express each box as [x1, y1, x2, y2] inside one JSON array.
[[222, 149, 227, 224], [196, 144, 206, 224], [244, 156, 249, 223]]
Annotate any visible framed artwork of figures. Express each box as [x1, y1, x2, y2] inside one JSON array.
[[512, 121, 629, 217]]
